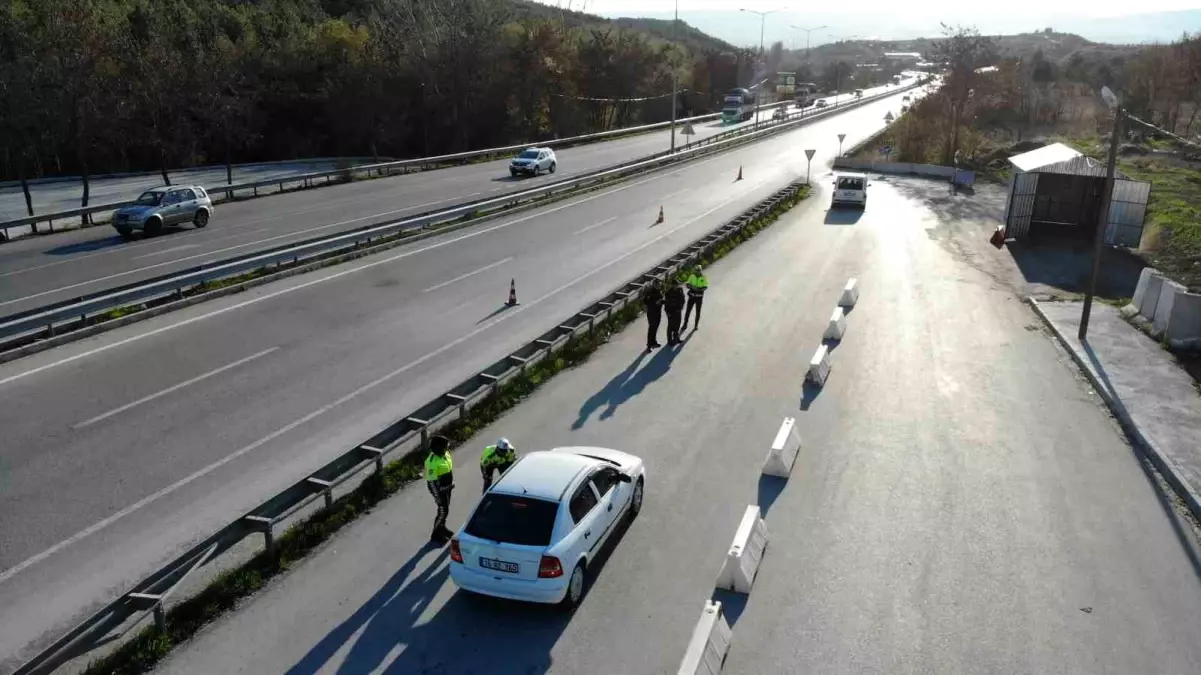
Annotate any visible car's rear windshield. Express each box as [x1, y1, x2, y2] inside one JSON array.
[[466, 493, 558, 546], [517, 150, 539, 159], [134, 191, 164, 206], [837, 177, 865, 190]]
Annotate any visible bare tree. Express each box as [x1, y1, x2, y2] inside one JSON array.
[[930, 23, 997, 164]]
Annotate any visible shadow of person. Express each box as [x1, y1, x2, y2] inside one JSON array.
[[285, 544, 450, 675]]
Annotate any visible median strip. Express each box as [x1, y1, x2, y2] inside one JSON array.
[[23, 181, 810, 675]]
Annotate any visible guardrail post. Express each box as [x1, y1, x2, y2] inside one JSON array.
[[244, 515, 276, 558], [446, 393, 468, 419], [406, 418, 430, 451], [306, 477, 334, 509], [361, 445, 385, 474], [481, 372, 501, 395], [129, 593, 167, 633]]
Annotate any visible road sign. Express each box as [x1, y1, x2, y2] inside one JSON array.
[[805, 149, 816, 160], [880, 145, 892, 155], [681, 122, 696, 136], [837, 134, 846, 143], [884, 111, 894, 122]]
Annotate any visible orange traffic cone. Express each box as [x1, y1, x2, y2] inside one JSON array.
[[654, 206, 664, 224], [506, 278, 519, 306], [736, 166, 743, 181]]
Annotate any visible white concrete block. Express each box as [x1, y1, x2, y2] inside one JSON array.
[[824, 306, 847, 340], [1131, 267, 1159, 313], [839, 277, 859, 308], [716, 506, 770, 594], [762, 417, 802, 478], [1138, 271, 1165, 320], [1153, 277, 1187, 337], [806, 344, 831, 386], [676, 599, 732, 675], [1167, 289, 1201, 347]]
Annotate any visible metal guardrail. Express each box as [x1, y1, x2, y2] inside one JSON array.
[[12, 174, 808, 675], [0, 104, 798, 237], [0, 81, 920, 350]]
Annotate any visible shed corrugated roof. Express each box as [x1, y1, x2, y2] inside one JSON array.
[[1033, 154, 1131, 180], [1008, 142, 1081, 171]]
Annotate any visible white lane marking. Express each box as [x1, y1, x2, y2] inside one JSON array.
[[73, 347, 279, 429], [574, 216, 617, 235], [422, 257, 513, 293], [0, 197, 471, 306], [0, 178, 742, 585], [0, 170, 674, 389], [132, 244, 200, 260]]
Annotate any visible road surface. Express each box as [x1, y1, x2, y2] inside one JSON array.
[[148, 176, 1201, 675], [0, 80, 926, 316], [0, 87, 918, 672]]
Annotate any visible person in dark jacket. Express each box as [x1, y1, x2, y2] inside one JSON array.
[[663, 278, 686, 345], [643, 280, 663, 350]]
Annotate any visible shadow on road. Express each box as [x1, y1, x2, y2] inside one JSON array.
[[799, 380, 823, 411], [823, 208, 863, 226], [571, 333, 692, 430], [284, 544, 449, 675], [43, 235, 129, 256], [492, 174, 538, 183], [710, 588, 749, 627], [477, 303, 517, 325], [1006, 239, 1144, 299], [757, 474, 787, 516]]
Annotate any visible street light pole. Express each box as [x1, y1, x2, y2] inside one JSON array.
[[1079, 88, 1123, 342], [740, 7, 784, 132], [670, 0, 678, 152]]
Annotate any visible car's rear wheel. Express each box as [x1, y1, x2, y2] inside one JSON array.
[[548, 162, 556, 174], [193, 209, 209, 228], [562, 562, 586, 609], [144, 217, 163, 236]]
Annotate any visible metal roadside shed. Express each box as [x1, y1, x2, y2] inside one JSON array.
[[1002, 142, 1151, 247]]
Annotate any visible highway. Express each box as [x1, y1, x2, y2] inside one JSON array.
[[148, 176, 1201, 675], [0, 86, 917, 672], [0, 80, 921, 317]]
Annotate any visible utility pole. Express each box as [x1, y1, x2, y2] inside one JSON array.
[[1079, 87, 1124, 342], [740, 7, 784, 131], [791, 24, 827, 72], [670, 0, 679, 151]]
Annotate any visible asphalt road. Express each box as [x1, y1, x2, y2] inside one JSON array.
[[0, 87, 919, 672], [146, 177, 1201, 675], [0, 80, 923, 317]]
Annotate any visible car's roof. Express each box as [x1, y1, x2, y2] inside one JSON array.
[[491, 451, 594, 502], [836, 172, 867, 179], [140, 185, 204, 192]]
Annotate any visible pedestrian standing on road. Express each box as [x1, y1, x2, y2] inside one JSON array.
[[480, 437, 517, 494], [664, 277, 686, 345], [425, 434, 455, 545], [643, 280, 664, 350], [683, 265, 708, 330]]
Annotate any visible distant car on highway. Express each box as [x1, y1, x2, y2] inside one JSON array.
[[815, 99, 828, 108], [772, 108, 786, 120], [112, 186, 212, 238], [831, 172, 869, 209], [449, 446, 646, 608], [510, 147, 557, 177]]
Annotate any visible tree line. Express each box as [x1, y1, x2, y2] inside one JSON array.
[[0, 0, 768, 214]]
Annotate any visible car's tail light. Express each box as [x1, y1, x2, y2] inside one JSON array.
[[538, 555, 563, 578], [449, 538, 463, 563]]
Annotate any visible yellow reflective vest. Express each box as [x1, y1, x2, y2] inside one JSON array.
[[425, 452, 453, 482]]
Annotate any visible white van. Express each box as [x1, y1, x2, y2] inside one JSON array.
[[832, 172, 869, 209]]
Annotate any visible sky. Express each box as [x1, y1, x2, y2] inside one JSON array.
[[557, 0, 1201, 16]]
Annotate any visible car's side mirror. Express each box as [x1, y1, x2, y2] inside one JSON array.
[[617, 473, 633, 484]]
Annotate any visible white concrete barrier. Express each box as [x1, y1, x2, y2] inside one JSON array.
[[806, 344, 831, 386], [716, 505, 770, 594], [677, 599, 733, 675], [824, 306, 847, 340], [762, 416, 802, 478], [839, 277, 859, 308], [1138, 270, 1165, 319], [1153, 277, 1187, 337]]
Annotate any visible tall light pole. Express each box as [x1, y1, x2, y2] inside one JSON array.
[[670, 0, 679, 151], [1079, 86, 1124, 342], [790, 24, 826, 72], [740, 7, 785, 131], [826, 33, 857, 106]]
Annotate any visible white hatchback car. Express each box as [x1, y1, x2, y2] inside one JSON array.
[[449, 447, 646, 608]]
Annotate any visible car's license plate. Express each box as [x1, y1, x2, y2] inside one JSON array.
[[480, 557, 519, 573]]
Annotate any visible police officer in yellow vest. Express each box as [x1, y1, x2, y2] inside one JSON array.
[[684, 265, 709, 330], [480, 437, 517, 494], [425, 434, 455, 544]]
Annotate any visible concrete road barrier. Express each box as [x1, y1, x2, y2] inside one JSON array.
[[677, 599, 733, 675], [824, 306, 847, 341], [716, 505, 770, 594], [807, 344, 831, 386], [762, 416, 802, 478], [839, 277, 859, 308]]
